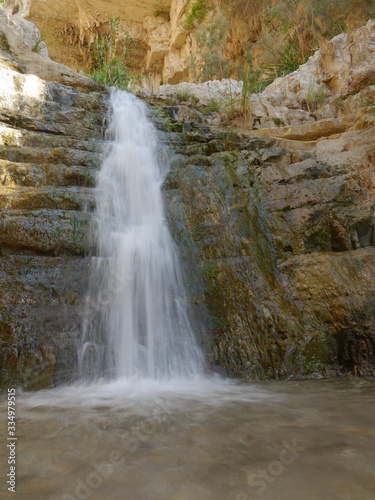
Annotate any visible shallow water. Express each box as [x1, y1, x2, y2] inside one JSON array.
[[1, 377, 374, 499]]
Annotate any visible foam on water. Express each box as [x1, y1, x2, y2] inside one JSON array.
[[18, 376, 273, 409]]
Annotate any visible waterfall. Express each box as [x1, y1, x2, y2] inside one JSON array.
[[78, 90, 203, 380]]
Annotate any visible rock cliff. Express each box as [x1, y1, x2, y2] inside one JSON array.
[[0, 8, 107, 388], [4, 0, 179, 86], [149, 20, 375, 378], [3, 0, 260, 88], [159, 111, 375, 378], [4, 0, 375, 91], [0, 7, 374, 388]]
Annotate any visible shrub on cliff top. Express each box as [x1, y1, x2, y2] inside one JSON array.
[[184, 0, 210, 29], [193, 8, 232, 81], [189, 0, 375, 89], [83, 16, 135, 90]]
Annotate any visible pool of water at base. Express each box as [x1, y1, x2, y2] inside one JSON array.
[[1, 377, 374, 500]]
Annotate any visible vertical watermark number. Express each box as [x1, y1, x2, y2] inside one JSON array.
[[6, 388, 16, 493]]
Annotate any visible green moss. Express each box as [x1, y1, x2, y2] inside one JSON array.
[[0, 33, 10, 53], [164, 121, 183, 133], [180, 131, 199, 144], [305, 220, 331, 252], [211, 151, 239, 169], [206, 139, 224, 155], [281, 205, 292, 212], [301, 334, 331, 377], [334, 183, 355, 205], [201, 97, 221, 115], [201, 262, 230, 330], [63, 168, 95, 188]]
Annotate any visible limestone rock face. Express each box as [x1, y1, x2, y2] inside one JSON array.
[[142, 78, 244, 105], [0, 8, 107, 389], [254, 19, 375, 131], [141, 21, 375, 380], [147, 20, 375, 135], [0, 8, 101, 91], [4, 0, 375, 93], [155, 103, 375, 378], [1, 6, 375, 386], [4, 0, 177, 86], [4, 0, 212, 87]]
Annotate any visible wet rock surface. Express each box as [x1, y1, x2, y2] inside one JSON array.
[[1, 76, 374, 386], [154, 102, 375, 379], [1, 8, 374, 388], [0, 21, 107, 389]]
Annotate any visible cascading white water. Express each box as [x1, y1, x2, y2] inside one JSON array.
[[79, 90, 203, 379]]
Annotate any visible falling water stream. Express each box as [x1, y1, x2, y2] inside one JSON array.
[[78, 90, 202, 379], [1, 91, 374, 499]]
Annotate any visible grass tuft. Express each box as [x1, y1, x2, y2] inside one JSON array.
[[82, 16, 135, 90]]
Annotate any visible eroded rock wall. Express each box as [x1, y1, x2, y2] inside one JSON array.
[[4, 0, 244, 88], [1, 7, 374, 388], [0, 9, 107, 389], [145, 20, 375, 133], [4, 0, 177, 86], [143, 20, 375, 379], [155, 103, 375, 378]]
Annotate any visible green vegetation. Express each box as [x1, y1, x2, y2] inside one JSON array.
[[0, 32, 10, 53], [306, 79, 327, 111], [188, 0, 375, 107], [174, 88, 194, 102], [193, 8, 231, 81], [222, 84, 245, 120], [237, 58, 264, 94], [202, 97, 221, 114], [236, 57, 266, 116], [154, 7, 170, 21], [263, 45, 307, 84], [83, 16, 135, 90], [184, 0, 210, 29], [32, 34, 44, 54], [166, 88, 199, 106]]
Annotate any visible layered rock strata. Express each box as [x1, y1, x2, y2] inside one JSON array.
[[1, 8, 374, 388], [0, 9, 107, 388], [156, 103, 375, 378]]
